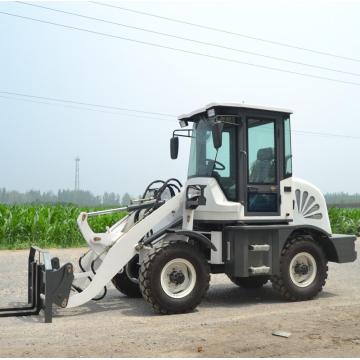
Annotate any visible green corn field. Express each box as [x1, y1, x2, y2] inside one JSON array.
[[328, 207, 360, 236], [0, 204, 127, 249], [0, 204, 358, 250]]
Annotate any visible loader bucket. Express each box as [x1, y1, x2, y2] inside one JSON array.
[[0, 246, 74, 323]]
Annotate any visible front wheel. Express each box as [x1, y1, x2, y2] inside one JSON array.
[[271, 236, 328, 301], [139, 241, 210, 314]]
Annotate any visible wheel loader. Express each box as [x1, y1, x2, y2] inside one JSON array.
[[0, 103, 357, 322]]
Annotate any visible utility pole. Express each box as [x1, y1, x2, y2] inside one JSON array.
[[75, 157, 80, 191]]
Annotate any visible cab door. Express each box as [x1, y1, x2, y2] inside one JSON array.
[[244, 117, 280, 216]]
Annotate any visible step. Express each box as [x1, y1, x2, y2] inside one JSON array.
[[248, 244, 271, 252], [249, 266, 271, 275]]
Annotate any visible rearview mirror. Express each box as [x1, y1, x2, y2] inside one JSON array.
[[170, 137, 179, 159], [212, 122, 224, 149]]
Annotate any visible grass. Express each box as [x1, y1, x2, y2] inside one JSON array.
[[0, 204, 127, 250], [0, 205, 358, 250]]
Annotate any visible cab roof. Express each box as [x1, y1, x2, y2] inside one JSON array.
[[178, 102, 293, 121]]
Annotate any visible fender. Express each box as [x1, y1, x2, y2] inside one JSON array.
[[167, 229, 217, 251]]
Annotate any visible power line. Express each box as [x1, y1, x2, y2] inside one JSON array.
[[0, 92, 174, 121], [0, 94, 170, 121], [16, 1, 360, 78], [90, 1, 360, 64], [2, 9, 359, 140], [0, 90, 173, 117], [292, 129, 360, 140], [1, 11, 360, 87], [1, 91, 360, 141]]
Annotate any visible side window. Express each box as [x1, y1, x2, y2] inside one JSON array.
[[284, 118, 293, 178], [247, 119, 276, 184]]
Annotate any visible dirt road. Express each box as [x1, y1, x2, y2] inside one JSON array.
[[0, 243, 359, 357]]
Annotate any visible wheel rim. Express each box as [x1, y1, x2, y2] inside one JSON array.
[[289, 252, 317, 288], [160, 258, 197, 299]]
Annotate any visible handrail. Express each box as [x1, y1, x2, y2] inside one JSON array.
[[86, 200, 165, 218], [87, 206, 128, 217]]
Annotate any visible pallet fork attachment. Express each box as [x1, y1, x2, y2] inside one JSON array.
[[0, 246, 74, 323]]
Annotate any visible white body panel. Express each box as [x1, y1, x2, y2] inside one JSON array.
[[186, 176, 331, 233], [186, 177, 242, 221], [291, 177, 332, 234]]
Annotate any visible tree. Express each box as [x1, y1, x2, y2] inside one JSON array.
[[121, 193, 132, 206], [103, 192, 120, 206]]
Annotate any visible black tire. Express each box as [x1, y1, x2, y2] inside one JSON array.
[[271, 235, 328, 301], [139, 241, 210, 314], [111, 256, 142, 298], [228, 275, 269, 288]]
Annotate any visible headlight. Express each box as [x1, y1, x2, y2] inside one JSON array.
[[179, 119, 188, 128], [186, 185, 207, 209], [186, 185, 202, 200]]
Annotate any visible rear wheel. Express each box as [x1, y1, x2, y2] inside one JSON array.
[[111, 256, 142, 298], [228, 275, 269, 288], [271, 236, 328, 301], [139, 241, 210, 314]]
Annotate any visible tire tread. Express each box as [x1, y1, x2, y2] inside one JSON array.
[[271, 235, 328, 301], [139, 241, 210, 314]]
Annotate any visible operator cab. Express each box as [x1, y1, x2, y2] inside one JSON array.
[[171, 103, 293, 217]]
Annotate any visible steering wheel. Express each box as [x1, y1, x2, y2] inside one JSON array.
[[206, 159, 226, 171]]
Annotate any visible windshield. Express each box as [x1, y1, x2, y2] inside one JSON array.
[[187, 119, 237, 201], [188, 119, 216, 177]]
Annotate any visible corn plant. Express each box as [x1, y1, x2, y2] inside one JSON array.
[[0, 204, 127, 249]]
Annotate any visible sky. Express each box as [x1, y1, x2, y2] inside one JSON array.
[[0, 0, 359, 196]]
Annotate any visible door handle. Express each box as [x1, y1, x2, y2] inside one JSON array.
[[248, 187, 259, 192], [240, 150, 247, 158]]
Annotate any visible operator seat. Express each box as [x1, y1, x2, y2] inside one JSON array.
[[249, 147, 275, 183]]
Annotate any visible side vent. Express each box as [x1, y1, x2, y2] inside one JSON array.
[[295, 189, 323, 220]]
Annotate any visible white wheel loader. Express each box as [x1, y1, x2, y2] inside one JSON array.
[[0, 103, 357, 322]]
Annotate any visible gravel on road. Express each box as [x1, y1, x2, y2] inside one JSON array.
[[0, 242, 359, 357]]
